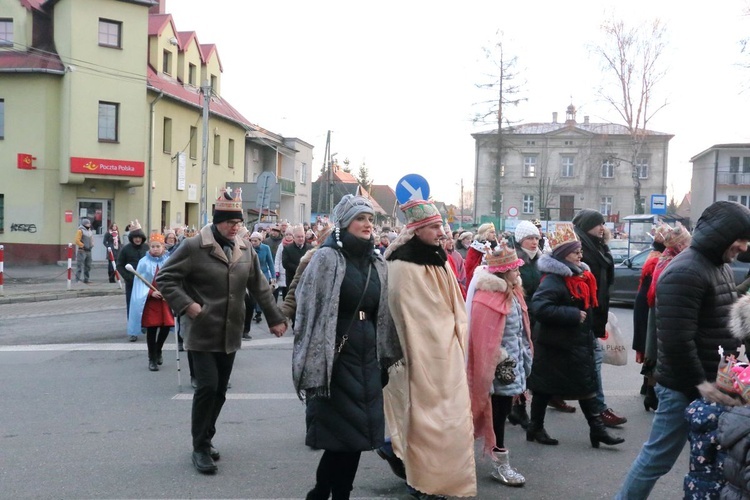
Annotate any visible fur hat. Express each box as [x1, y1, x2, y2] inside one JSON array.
[[401, 199, 443, 230], [333, 194, 374, 229], [213, 186, 244, 224], [730, 294, 750, 341], [572, 209, 606, 233], [475, 222, 496, 241], [486, 239, 524, 273], [515, 220, 540, 243]]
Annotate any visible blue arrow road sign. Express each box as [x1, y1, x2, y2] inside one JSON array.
[[395, 174, 430, 204]]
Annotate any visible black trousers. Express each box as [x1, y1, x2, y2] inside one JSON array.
[[146, 326, 170, 360], [530, 391, 599, 428], [190, 350, 235, 452], [491, 394, 513, 449], [311, 450, 361, 500]]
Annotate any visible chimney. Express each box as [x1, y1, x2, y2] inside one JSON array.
[[584, 115, 590, 125], [552, 112, 558, 123], [149, 0, 166, 15]]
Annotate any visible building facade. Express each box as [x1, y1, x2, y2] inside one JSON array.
[[0, 0, 312, 263], [472, 105, 672, 226], [690, 143, 750, 220]]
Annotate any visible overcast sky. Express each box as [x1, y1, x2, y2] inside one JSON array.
[[167, 0, 750, 207]]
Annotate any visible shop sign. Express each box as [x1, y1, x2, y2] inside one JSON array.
[[70, 156, 145, 177]]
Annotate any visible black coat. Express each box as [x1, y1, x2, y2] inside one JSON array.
[[574, 227, 614, 338], [115, 229, 147, 285], [305, 235, 385, 452], [719, 406, 750, 499], [282, 242, 311, 284], [654, 201, 750, 397], [527, 254, 598, 398]]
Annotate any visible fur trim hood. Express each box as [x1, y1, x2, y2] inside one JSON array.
[[472, 266, 522, 293], [537, 253, 590, 277], [730, 294, 750, 341]]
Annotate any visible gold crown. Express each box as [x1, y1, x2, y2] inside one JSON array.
[[485, 238, 522, 270], [215, 186, 243, 210], [547, 223, 578, 249]]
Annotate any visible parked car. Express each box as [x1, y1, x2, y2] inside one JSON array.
[[610, 249, 750, 305], [608, 239, 631, 264]]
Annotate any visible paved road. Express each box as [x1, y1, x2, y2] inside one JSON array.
[[0, 301, 685, 499]]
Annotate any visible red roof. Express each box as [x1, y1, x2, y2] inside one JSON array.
[[20, 0, 46, 11], [147, 66, 253, 130], [199, 43, 223, 72], [148, 13, 175, 37], [177, 31, 197, 51], [0, 49, 64, 73]]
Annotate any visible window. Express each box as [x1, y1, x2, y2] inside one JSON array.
[[162, 50, 172, 75], [98, 101, 118, 141], [636, 157, 649, 179], [98, 19, 121, 48], [605, 141, 613, 146], [227, 138, 235, 168], [213, 133, 221, 164], [526, 140, 536, 146], [564, 140, 574, 146], [729, 195, 739, 202], [300, 162, 307, 184], [522, 195, 534, 214], [601, 158, 614, 178], [189, 126, 197, 159], [210, 74, 218, 93], [600, 196, 613, 216], [742, 195, 750, 208], [561, 156, 575, 177], [743, 157, 750, 173], [299, 203, 306, 224], [0, 99, 4, 139], [0, 18, 13, 47], [730, 157, 740, 172], [162, 117, 172, 153], [523, 155, 537, 177], [253, 149, 260, 162], [188, 64, 197, 86]]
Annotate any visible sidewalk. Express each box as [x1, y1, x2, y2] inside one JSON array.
[[0, 261, 124, 305]]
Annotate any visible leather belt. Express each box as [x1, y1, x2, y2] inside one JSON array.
[[357, 311, 369, 321]]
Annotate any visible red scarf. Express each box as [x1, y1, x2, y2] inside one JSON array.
[[563, 270, 598, 310]]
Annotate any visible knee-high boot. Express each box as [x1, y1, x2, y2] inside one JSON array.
[[580, 397, 625, 448]]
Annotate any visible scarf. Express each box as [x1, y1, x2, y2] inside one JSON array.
[[563, 269, 599, 310], [110, 230, 119, 249]]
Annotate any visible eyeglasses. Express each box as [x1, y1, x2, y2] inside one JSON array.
[[223, 220, 244, 228]]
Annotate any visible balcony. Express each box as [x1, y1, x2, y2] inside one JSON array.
[[279, 177, 296, 195], [717, 172, 750, 186]]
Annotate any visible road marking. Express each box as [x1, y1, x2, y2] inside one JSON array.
[[172, 393, 298, 400], [0, 337, 292, 352]]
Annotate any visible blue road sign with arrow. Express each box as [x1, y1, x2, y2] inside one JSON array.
[[396, 174, 430, 204]]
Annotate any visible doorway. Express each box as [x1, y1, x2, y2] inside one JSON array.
[[77, 199, 111, 261], [560, 195, 575, 221]]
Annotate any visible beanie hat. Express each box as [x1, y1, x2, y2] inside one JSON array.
[[515, 220, 540, 243], [80, 218, 91, 228], [572, 208, 606, 233], [475, 222, 496, 241], [250, 231, 263, 240], [332, 194, 374, 229], [548, 223, 581, 260], [213, 186, 244, 224], [149, 232, 165, 244], [401, 199, 443, 230], [486, 239, 524, 273]]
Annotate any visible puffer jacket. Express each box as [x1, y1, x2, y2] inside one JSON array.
[[718, 406, 750, 500], [654, 201, 750, 398], [527, 254, 597, 398], [115, 229, 147, 285]]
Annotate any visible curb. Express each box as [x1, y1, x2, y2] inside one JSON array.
[[0, 288, 124, 305]]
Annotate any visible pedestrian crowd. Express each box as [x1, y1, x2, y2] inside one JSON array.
[[74, 189, 750, 499]]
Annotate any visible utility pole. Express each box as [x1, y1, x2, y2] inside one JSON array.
[[460, 178, 464, 228], [199, 82, 211, 227]]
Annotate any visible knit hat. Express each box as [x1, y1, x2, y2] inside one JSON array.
[[486, 239, 524, 273], [149, 232, 165, 244], [80, 218, 91, 228], [548, 223, 581, 259], [662, 223, 691, 249], [572, 209, 606, 233], [250, 231, 263, 240], [332, 194, 374, 229], [475, 222, 496, 241], [401, 199, 443, 230], [459, 231, 473, 241], [515, 220, 541, 243], [213, 186, 244, 224]]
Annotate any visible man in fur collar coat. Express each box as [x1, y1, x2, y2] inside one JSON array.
[[156, 189, 287, 475], [617, 201, 750, 499], [381, 199, 477, 498]]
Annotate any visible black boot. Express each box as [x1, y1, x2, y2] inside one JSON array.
[[580, 397, 624, 448], [148, 359, 159, 371], [305, 485, 330, 500], [508, 401, 530, 429], [526, 423, 558, 445]]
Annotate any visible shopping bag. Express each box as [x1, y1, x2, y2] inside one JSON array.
[[599, 312, 628, 366]]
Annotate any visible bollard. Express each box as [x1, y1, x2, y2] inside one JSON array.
[[107, 246, 123, 289], [67, 243, 73, 290], [0, 245, 4, 296]]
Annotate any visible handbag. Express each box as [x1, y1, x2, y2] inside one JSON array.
[[494, 347, 517, 385], [599, 312, 628, 366]]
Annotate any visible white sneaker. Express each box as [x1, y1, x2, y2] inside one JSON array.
[[491, 450, 525, 487]]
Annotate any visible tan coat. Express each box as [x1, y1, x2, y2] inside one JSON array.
[[384, 259, 477, 497], [156, 224, 285, 353]]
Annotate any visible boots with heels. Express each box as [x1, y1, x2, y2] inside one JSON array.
[[581, 398, 624, 448]]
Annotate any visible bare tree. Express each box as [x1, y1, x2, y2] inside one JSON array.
[[473, 32, 525, 219], [593, 18, 668, 214]]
